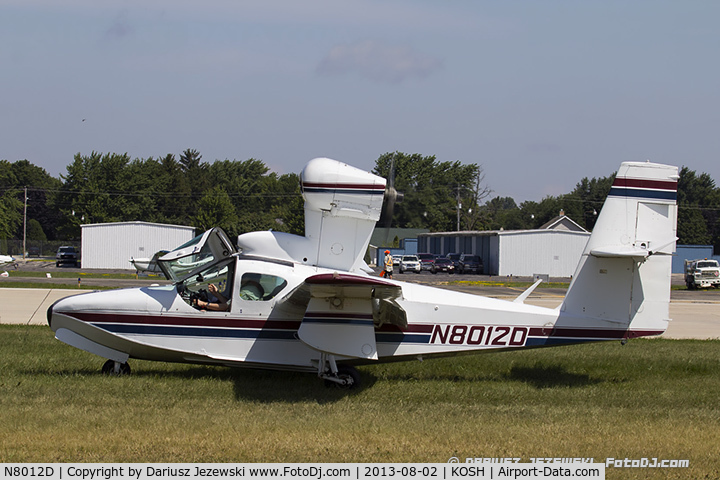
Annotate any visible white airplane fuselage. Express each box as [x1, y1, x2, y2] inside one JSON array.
[[47, 257, 656, 373]]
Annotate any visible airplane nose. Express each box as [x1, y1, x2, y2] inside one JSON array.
[[47, 299, 62, 327]]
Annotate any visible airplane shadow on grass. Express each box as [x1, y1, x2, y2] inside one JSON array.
[[36, 361, 612, 403], [370, 362, 612, 389], [505, 363, 606, 389]]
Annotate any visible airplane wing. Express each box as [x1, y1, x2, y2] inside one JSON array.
[[275, 273, 406, 360]]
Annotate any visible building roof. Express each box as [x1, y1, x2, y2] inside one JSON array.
[[81, 221, 195, 231], [538, 214, 587, 232], [418, 228, 589, 238]]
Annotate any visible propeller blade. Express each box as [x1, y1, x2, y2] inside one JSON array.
[[379, 157, 403, 230]]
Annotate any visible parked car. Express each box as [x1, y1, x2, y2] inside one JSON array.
[[458, 254, 483, 274], [399, 255, 421, 274], [446, 253, 461, 269], [416, 253, 435, 272], [56, 246, 79, 267], [431, 257, 455, 274]]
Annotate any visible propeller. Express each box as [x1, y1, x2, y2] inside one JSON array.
[[379, 157, 403, 233]]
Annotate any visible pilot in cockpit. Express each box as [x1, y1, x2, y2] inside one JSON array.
[[194, 283, 230, 311]]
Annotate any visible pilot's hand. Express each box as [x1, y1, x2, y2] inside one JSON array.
[[208, 284, 219, 295]]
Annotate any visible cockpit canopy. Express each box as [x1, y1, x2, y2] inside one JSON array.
[[158, 227, 237, 283]]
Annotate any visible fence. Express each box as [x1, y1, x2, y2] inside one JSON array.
[[0, 239, 81, 258]]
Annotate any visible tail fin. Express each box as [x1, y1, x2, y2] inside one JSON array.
[[560, 161, 679, 337]]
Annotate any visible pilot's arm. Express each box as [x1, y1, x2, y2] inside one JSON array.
[[195, 283, 230, 311]]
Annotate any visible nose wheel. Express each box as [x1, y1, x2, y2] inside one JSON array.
[[102, 359, 131, 376]]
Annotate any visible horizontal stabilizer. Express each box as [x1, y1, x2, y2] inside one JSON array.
[[513, 278, 543, 304], [590, 246, 650, 259]]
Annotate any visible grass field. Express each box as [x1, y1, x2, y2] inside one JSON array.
[[1, 325, 718, 479]]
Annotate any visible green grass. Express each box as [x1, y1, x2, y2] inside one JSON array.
[[0, 325, 718, 479]]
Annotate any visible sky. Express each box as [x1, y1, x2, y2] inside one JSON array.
[[2, 0, 719, 203]]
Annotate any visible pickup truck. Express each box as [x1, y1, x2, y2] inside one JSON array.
[[56, 246, 80, 267], [684, 258, 720, 289]]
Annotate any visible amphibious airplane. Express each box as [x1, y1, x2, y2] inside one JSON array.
[[48, 157, 679, 387], [129, 250, 169, 274]]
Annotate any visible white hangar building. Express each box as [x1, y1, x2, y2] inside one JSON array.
[[81, 221, 196, 270], [417, 214, 591, 278]]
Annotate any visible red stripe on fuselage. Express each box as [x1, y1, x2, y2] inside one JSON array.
[[527, 327, 664, 338], [59, 311, 302, 330]]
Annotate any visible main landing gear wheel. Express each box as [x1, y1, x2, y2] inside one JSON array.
[[102, 359, 131, 376], [324, 365, 360, 389]]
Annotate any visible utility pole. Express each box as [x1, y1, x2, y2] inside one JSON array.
[[456, 185, 461, 231], [22, 187, 28, 259]]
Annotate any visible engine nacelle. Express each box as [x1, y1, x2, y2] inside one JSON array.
[[301, 157, 386, 222], [238, 158, 387, 272]]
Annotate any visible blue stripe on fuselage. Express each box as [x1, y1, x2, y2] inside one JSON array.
[[608, 187, 676, 201]]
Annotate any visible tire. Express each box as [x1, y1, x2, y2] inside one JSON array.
[[324, 365, 360, 389], [102, 359, 131, 376]]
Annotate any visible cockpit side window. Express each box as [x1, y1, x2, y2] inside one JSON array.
[[240, 273, 288, 301]]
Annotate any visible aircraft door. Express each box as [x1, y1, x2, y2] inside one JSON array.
[[158, 227, 237, 283]]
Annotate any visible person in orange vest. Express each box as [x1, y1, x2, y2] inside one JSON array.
[[383, 250, 394, 279]]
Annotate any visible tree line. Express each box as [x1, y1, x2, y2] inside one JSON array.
[[477, 167, 720, 251], [2, 150, 720, 252]]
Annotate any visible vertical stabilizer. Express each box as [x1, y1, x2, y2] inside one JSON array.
[[560, 161, 678, 336]]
